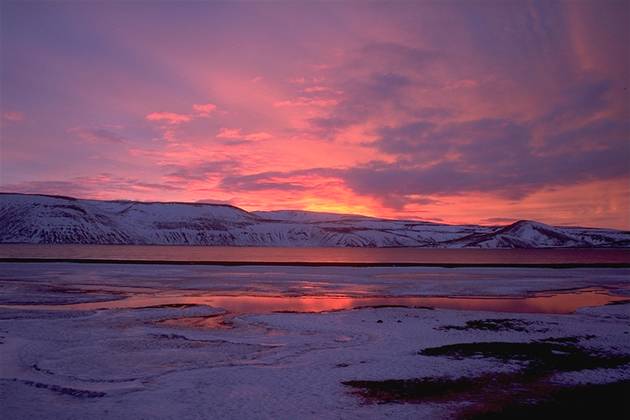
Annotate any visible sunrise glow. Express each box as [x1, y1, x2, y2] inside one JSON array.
[[1, 1, 628, 229]]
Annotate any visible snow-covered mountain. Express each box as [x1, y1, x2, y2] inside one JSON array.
[[1, 193, 628, 248]]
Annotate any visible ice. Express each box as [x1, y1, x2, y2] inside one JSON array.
[[1, 263, 629, 418]]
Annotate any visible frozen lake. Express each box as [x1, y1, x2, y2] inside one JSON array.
[[2, 244, 630, 265], [1, 262, 629, 418]]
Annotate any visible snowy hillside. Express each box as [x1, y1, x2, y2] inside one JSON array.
[[1, 193, 628, 248], [253, 210, 375, 222]]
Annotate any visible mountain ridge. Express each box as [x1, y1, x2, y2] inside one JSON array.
[[1, 193, 628, 248]]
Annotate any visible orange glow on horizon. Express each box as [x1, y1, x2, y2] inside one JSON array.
[[1, 1, 628, 230]]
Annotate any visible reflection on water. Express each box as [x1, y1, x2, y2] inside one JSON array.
[[12, 288, 627, 315], [2, 244, 630, 265]]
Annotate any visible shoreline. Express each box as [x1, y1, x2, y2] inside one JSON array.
[[2, 257, 630, 268]]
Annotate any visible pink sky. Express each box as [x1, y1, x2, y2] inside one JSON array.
[[1, 1, 628, 229]]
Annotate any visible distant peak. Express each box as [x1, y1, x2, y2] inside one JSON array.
[[507, 220, 550, 228]]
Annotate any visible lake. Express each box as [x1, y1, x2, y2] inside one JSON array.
[[15, 287, 626, 316], [0, 244, 629, 266]]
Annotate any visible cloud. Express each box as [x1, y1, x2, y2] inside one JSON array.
[[273, 80, 343, 114], [165, 160, 240, 182], [219, 168, 337, 192], [355, 42, 440, 71], [77, 174, 183, 192], [69, 126, 126, 144], [2, 111, 24, 122], [540, 77, 614, 127], [145, 112, 192, 125], [145, 103, 217, 143], [144, 103, 219, 142], [192, 103, 217, 116], [481, 217, 518, 224], [303, 86, 334, 93], [0, 180, 94, 197], [2, 1, 628, 228], [306, 71, 424, 136], [302, 42, 445, 136], [220, 172, 309, 192], [216, 128, 272, 141], [1, 174, 182, 199], [445, 79, 479, 90], [341, 115, 630, 207], [147, 102, 218, 124], [274, 97, 338, 108]]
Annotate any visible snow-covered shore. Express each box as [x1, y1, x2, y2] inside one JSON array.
[[1, 263, 629, 419]]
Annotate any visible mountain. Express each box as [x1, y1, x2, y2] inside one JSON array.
[[1, 193, 628, 248], [442, 220, 629, 248]]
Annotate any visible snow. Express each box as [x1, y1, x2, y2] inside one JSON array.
[[254, 209, 375, 222], [1, 263, 629, 418], [2, 193, 629, 247]]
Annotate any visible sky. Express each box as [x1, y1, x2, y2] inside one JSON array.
[[0, 0, 629, 229]]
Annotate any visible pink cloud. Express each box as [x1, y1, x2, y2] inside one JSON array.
[[216, 128, 242, 139], [68, 126, 126, 144], [145, 112, 192, 125], [303, 86, 333, 93], [3, 1, 628, 229], [3, 111, 25, 122], [445, 79, 479, 89], [192, 103, 217, 116], [0, 173, 182, 201], [217, 128, 272, 141], [274, 97, 338, 108], [289, 77, 307, 84]]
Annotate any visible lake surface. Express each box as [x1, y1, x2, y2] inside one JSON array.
[[15, 287, 625, 316], [1, 244, 629, 265]]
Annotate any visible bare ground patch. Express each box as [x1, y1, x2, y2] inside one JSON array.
[[344, 338, 630, 417]]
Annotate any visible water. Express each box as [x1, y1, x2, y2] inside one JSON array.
[[22, 287, 626, 315], [2, 245, 628, 319], [1, 244, 629, 265]]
